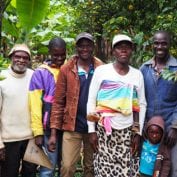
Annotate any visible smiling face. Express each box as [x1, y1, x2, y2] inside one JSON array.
[[76, 39, 94, 61], [11, 51, 30, 74], [147, 125, 163, 144], [50, 47, 66, 67], [153, 32, 170, 60], [113, 41, 133, 65]]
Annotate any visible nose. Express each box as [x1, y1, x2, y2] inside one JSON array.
[[19, 57, 25, 62], [156, 43, 163, 49], [153, 134, 157, 138], [82, 46, 88, 51]]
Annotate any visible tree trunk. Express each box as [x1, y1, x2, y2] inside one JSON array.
[[95, 35, 107, 62], [0, 0, 11, 51]]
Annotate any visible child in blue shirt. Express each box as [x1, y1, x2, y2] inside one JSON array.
[[140, 115, 171, 177]]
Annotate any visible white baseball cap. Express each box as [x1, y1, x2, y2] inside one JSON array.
[[112, 34, 133, 48]]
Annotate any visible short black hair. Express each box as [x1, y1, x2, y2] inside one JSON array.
[[153, 30, 171, 44], [48, 37, 66, 50]]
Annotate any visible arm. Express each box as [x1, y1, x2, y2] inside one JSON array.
[[131, 72, 146, 156], [160, 147, 171, 177], [48, 128, 57, 152], [138, 72, 147, 135], [0, 87, 5, 160], [50, 67, 66, 130], [166, 81, 177, 147], [87, 67, 101, 132], [87, 67, 101, 152], [153, 145, 171, 177], [29, 70, 44, 137]]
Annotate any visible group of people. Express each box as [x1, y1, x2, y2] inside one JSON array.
[[0, 30, 177, 177]]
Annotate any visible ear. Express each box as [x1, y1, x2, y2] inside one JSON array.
[[112, 48, 115, 56]]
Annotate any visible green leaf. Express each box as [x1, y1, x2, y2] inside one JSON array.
[[2, 18, 18, 37], [16, 0, 49, 33]]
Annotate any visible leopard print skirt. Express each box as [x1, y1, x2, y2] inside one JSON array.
[[94, 125, 140, 177]]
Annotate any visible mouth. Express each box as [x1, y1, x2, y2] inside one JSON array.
[[156, 50, 164, 55], [119, 54, 128, 59], [81, 52, 89, 56]]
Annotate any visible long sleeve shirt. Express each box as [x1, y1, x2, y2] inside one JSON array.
[[87, 63, 147, 135], [29, 63, 60, 136], [0, 67, 33, 148]]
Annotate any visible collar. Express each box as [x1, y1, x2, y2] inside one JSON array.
[[70, 55, 95, 73], [143, 55, 177, 67], [8, 65, 27, 78]]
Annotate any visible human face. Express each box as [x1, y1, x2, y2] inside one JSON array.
[[76, 39, 94, 61], [50, 47, 66, 67], [147, 125, 163, 144], [113, 41, 133, 65], [11, 51, 30, 74], [153, 32, 170, 60]]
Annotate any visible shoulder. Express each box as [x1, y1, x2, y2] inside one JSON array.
[[33, 65, 53, 75], [27, 68, 34, 74], [61, 56, 76, 70], [95, 63, 112, 72], [0, 69, 9, 76], [168, 55, 177, 67], [93, 57, 104, 67], [140, 59, 153, 69], [25, 68, 34, 78], [129, 66, 143, 76]]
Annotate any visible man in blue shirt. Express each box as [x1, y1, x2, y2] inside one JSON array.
[[140, 30, 177, 177]]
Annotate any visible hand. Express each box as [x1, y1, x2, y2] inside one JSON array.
[[35, 135, 43, 148], [0, 148, 5, 161], [166, 128, 177, 148], [89, 132, 98, 152], [131, 134, 140, 156], [48, 135, 57, 152]]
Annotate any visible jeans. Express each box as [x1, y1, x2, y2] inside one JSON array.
[[1, 140, 37, 177], [40, 131, 63, 177]]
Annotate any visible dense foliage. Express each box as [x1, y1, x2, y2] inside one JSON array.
[[1, 0, 177, 67]]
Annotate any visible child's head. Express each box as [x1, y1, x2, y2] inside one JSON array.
[[146, 115, 164, 144], [48, 37, 66, 67]]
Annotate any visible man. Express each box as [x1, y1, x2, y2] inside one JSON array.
[[140, 30, 177, 177], [0, 44, 36, 177], [29, 37, 66, 177], [87, 34, 146, 177], [48, 32, 103, 177]]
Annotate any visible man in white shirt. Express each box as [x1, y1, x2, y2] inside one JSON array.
[[0, 44, 36, 177]]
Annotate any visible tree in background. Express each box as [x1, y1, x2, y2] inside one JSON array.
[[1, 0, 177, 67], [67, 0, 177, 65]]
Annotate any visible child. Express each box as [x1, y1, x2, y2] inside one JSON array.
[[139, 115, 171, 177]]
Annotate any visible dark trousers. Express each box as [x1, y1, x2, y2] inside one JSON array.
[[57, 130, 63, 177], [1, 139, 36, 177]]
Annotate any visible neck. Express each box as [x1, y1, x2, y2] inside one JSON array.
[[11, 67, 26, 75], [77, 57, 93, 68], [113, 61, 129, 75], [155, 54, 169, 65]]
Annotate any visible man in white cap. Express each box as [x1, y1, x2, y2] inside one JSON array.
[[87, 34, 146, 177], [0, 44, 36, 177], [48, 32, 103, 177]]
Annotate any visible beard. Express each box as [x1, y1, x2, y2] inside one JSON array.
[[12, 64, 27, 74]]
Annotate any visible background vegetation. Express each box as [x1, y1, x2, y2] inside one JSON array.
[[1, 0, 177, 68], [1, 0, 177, 176]]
